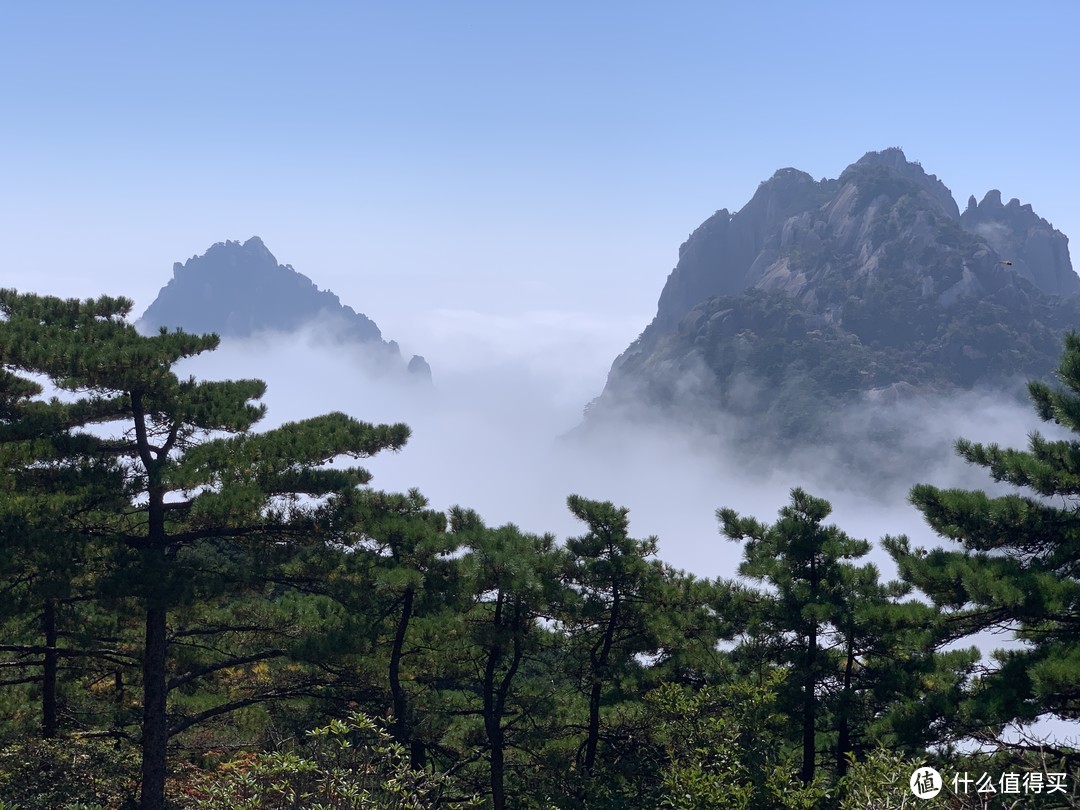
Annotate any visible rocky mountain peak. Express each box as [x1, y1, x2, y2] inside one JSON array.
[[588, 149, 1080, 450], [652, 169, 831, 335], [139, 237, 432, 380], [843, 148, 960, 219], [407, 355, 433, 383], [144, 237, 383, 342], [853, 145, 908, 166]]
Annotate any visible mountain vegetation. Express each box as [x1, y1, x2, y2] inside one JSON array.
[[4, 284, 1080, 808]]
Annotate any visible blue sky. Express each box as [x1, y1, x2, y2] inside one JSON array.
[[3, 2, 1078, 364]]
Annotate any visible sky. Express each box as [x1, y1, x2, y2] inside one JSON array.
[[4, 1, 1080, 741]]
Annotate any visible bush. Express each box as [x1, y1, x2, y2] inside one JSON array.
[[188, 712, 480, 810], [0, 736, 139, 809]]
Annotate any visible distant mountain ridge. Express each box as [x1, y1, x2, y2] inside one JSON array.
[[138, 237, 431, 381], [585, 148, 1079, 441]]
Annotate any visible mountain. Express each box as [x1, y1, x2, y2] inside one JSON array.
[[138, 237, 431, 381], [585, 148, 1079, 445]]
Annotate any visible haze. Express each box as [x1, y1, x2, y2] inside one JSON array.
[[178, 326, 1049, 582]]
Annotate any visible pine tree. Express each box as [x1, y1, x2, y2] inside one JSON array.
[[446, 508, 564, 810], [720, 489, 864, 785], [0, 363, 129, 740], [824, 554, 951, 774], [0, 290, 409, 810], [887, 331, 1080, 733], [560, 495, 676, 784], [719, 488, 942, 784], [314, 488, 466, 768]]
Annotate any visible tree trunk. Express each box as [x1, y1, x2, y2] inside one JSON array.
[[410, 739, 427, 769], [133, 397, 169, 810], [836, 638, 856, 778], [801, 554, 819, 786], [390, 586, 420, 765], [488, 724, 506, 810], [41, 599, 58, 738], [140, 601, 168, 810], [483, 593, 507, 810], [801, 621, 817, 785], [584, 589, 620, 776]]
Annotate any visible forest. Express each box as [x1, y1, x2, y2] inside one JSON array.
[[2, 287, 1080, 810]]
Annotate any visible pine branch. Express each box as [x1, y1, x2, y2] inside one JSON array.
[[167, 649, 287, 692], [167, 685, 309, 737]]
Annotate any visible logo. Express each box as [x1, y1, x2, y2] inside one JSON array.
[[910, 765, 943, 799]]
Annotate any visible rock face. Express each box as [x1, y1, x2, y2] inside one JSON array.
[[588, 149, 1080, 443], [961, 191, 1078, 297], [139, 237, 431, 379], [406, 354, 433, 383]]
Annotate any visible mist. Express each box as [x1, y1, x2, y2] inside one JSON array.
[[176, 310, 1054, 583]]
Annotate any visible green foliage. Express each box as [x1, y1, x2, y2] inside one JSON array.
[[189, 712, 480, 810], [0, 290, 413, 810], [719, 488, 961, 785], [440, 510, 566, 808], [0, 736, 139, 809], [720, 489, 869, 783], [648, 674, 825, 810], [891, 331, 1080, 727], [560, 496, 670, 776], [647, 680, 964, 810], [835, 750, 949, 810]]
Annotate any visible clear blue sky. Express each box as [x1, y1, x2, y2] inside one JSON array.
[[2, 2, 1077, 351]]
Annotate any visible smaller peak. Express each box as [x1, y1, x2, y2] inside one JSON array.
[[408, 355, 433, 383], [242, 236, 275, 260], [966, 194, 978, 212], [749, 168, 820, 206], [841, 148, 958, 218], [764, 167, 815, 184], [853, 147, 911, 169]]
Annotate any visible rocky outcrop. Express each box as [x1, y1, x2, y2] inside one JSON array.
[[653, 168, 832, 335], [138, 237, 431, 379], [407, 354, 433, 383], [850, 147, 960, 220], [961, 190, 1078, 297], [651, 149, 969, 342]]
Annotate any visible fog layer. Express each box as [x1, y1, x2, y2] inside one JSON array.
[[177, 311, 1052, 581]]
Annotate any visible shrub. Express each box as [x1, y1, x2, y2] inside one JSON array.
[[0, 736, 138, 809], [188, 712, 480, 810]]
